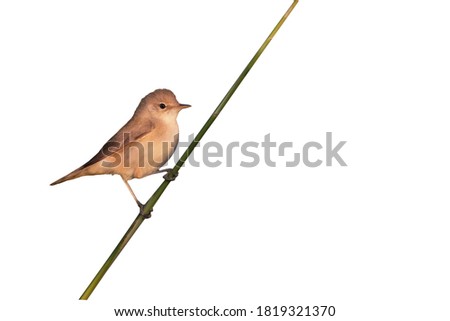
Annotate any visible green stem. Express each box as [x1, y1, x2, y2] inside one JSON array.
[[79, 0, 298, 300]]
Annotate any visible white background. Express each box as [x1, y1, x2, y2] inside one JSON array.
[[1, 0, 449, 320]]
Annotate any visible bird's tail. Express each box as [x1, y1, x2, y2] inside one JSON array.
[[50, 168, 87, 186]]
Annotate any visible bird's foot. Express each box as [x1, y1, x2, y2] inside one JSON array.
[[163, 170, 178, 181], [137, 201, 152, 219], [158, 168, 178, 182]]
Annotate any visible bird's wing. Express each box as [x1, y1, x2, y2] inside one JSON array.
[[79, 117, 155, 170]]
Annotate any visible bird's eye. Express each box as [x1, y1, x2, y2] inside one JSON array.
[[159, 103, 166, 109]]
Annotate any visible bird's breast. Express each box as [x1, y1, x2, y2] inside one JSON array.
[[129, 121, 179, 179]]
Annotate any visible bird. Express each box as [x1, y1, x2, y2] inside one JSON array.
[[50, 89, 191, 211]]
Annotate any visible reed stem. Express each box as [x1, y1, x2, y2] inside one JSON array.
[[80, 0, 298, 300]]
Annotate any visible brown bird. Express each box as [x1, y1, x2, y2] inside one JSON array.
[[50, 89, 191, 210]]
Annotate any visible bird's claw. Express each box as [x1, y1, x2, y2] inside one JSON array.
[[138, 201, 152, 219], [163, 169, 178, 182]]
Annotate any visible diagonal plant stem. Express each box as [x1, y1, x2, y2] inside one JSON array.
[[79, 0, 299, 300]]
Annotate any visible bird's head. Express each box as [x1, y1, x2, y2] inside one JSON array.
[[141, 89, 191, 119]]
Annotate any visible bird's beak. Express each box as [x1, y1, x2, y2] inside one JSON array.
[[179, 103, 191, 108]]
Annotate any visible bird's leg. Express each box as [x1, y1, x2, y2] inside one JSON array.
[[120, 176, 148, 216], [155, 168, 178, 181]]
